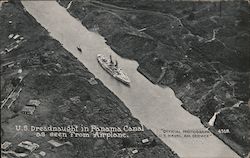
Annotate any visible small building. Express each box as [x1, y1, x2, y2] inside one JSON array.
[[21, 106, 36, 115], [47, 140, 64, 148], [27, 100, 40, 107], [131, 149, 138, 154], [48, 140, 72, 148], [39, 151, 46, 157], [5, 47, 14, 53], [55, 63, 62, 69], [17, 69, 22, 74], [17, 141, 39, 152], [13, 34, 20, 40], [1, 141, 12, 150], [88, 78, 98, 85], [8, 34, 14, 39], [8, 63, 15, 68], [1, 61, 15, 70], [141, 138, 149, 144], [0, 50, 6, 55]]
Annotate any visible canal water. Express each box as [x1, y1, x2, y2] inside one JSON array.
[[22, 1, 239, 157]]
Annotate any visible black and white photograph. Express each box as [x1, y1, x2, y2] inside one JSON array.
[[1, 0, 249, 157]]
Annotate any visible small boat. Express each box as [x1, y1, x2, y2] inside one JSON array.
[[77, 46, 82, 53], [97, 54, 130, 85]]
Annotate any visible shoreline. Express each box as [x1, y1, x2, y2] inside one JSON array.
[[138, 61, 247, 157]]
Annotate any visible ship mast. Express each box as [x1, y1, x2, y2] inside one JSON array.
[[109, 55, 113, 64]]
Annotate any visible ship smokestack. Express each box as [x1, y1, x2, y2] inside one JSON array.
[[115, 60, 118, 67]]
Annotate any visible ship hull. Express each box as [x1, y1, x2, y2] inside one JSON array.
[[97, 54, 130, 86]]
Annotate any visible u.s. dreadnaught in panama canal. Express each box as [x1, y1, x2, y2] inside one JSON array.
[[97, 54, 131, 85]]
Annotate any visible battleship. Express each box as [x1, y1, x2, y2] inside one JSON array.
[[97, 54, 130, 85]]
